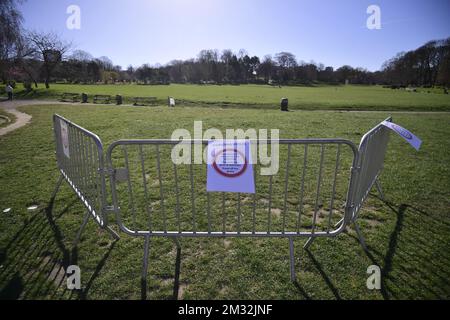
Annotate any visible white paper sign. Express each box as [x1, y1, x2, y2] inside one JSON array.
[[381, 120, 422, 151], [60, 119, 70, 158], [207, 140, 255, 194]]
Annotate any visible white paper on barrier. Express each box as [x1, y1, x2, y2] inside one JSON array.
[[60, 119, 70, 158], [381, 120, 422, 151], [207, 140, 255, 194]]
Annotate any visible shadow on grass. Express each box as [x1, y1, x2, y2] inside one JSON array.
[[304, 249, 341, 300], [78, 241, 117, 300], [141, 240, 182, 301], [0, 193, 117, 299], [293, 280, 312, 300], [361, 195, 450, 299]]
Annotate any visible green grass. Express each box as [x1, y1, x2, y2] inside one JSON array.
[[14, 83, 450, 111], [0, 103, 449, 300]]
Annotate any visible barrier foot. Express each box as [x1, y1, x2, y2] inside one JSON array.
[[354, 222, 368, 252], [334, 217, 344, 228], [104, 226, 120, 241], [73, 211, 90, 248], [172, 237, 181, 250], [289, 238, 296, 282], [141, 236, 151, 300], [375, 179, 385, 201], [47, 174, 64, 211], [303, 237, 314, 250]]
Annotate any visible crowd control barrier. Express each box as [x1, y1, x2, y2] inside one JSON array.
[[49, 114, 392, 296]]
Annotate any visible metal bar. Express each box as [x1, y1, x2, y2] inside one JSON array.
[[104, 226, 120, 240], [156, 145, 167, 233], [375, 179, 385, 201], [207, 192, 212, 234], [311, 145, 325, 234], [141, 236, 151, 300], [73, 211, 90, 248], [49, 174, 64, 206], [108, 138, 359, 148], [282, 144, 292, 234], [189, 162, 196, 233], [93, 142, 104, 224], [173, 163, 181, 234], [118, 229, 352, 238], [79, 133, 89, 201], [289, 238, 296, 282], [85, 137, 94, 210], [354, 222, 368, 251], [75, 129, 85, 195], [237, 193, 241, 234], [252, 168, 257, 234], [303, 237, 314, 250], [297, 144, 308, 233], [267, 175, 273, 234], [123, 145, 137, 231], [327, 144, 341, 232], [70, 125, 80, 190], [139, 145, 153, 233], [205, 160, 212, 234], [222, 193, 226, 234]]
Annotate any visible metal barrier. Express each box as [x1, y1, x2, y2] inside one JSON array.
[[305, 117, 392, 250], [49, 115, 393, 296], [352, 117, 392, 218], [347, 117, 392, 250], [106, 139, 360, 286], [50, 114, 119, 246]]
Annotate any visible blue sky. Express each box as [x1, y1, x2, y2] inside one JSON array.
[[20, 0, 450, 71]]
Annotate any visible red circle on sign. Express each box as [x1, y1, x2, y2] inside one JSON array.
[[212, 148, 248, 178]]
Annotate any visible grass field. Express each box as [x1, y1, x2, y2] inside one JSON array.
[[0, 103, 449, 299], [10, 83, 450, 111]]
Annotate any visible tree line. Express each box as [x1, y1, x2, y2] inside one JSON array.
[[1, 0, 449, 89]]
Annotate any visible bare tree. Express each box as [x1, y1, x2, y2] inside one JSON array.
[[97, 56, 114, 71], [275, 52, 297, 68], [0, 0, 25, 82], [258, 55, 275, 82], [70, 50, 93, 62], [27, 31, 71, 88]]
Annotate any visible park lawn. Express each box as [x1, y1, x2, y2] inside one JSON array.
[[0, 103, 449, 300], [14, 83, 450, 111]]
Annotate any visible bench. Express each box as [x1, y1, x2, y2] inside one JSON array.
[[93, 95, 111, 104], [133, 96, 157, 106], [60, 92, 81, 102]]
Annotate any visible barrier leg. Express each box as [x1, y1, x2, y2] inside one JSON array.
[[173, 237, 181, 249], [353, 222, 368, 251], [303, 237, 315, 250], [141, 236, 151, 300], [172, 237, 182, 300], [334, 217, 344, 228], [375, 179, 385, 201], [289, 238, 297, 282], [104, 225, 120, 240], [47, 174, 64, 211], [73, 211, 90, 248]]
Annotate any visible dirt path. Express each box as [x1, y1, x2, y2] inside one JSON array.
[[0, 100, 66, 136]]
